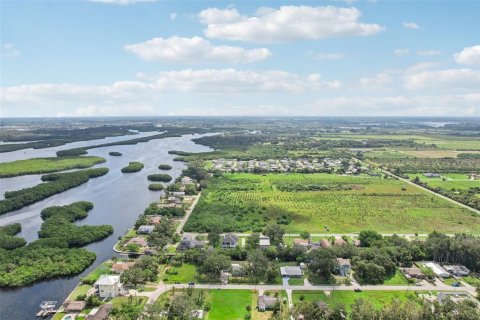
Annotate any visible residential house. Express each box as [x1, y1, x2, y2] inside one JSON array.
[[336, 258, 351, 276], [86, 304, 113, 320], [94, 275, 123, 298], [258, 295, 278, 311], [293, 239, 310, 251], [111, 261, 135, 274], [63, 301, 86, 313], [126, 237, 148, 248], [259, 235, 270, 249], [177, 234, 205, 251], [334, 237, 347, 246], [444, 265, 470, 277], [319, 239, 331, 248], [137, 225, 155, 234], [172, 191, 185, 197], [401, 267, 425, 279], [280, 266, 303, 278], [221, 233, 238, 249], [424, 262, 450, 278], [424, 173, 440, 178], [148, 216, 162, 225]]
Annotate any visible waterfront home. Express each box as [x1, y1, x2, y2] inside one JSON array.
[[148, 216, 162, 225], [63, 301, 86, 313], [336, 258, 351, 276], [137, 225, 155, 234], [94, 275, 123, 298], [86, 303, 112, 320], [221, 233, 238, 249], [111, 261, 135, 274], [126, 237, 148, 248]]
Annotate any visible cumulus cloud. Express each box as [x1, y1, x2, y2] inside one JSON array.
[[454, 45, 480, 66], [402, 22, 419, 30], [88, 0, 156, 5], [2, 43, 20, 58], [308, 52, 345, 61], [124, 36, 271, 63], [58, 105, 156, 117], [404, 69, 480, 90], [394, 48, 410, 56], [198, 5, 384, 42]]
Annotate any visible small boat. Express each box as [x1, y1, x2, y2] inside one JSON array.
[[39, 301, 57, 310]]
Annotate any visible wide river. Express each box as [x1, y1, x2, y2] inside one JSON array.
[[0, 132, 214, 320]]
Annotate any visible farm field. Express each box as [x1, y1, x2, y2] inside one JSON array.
[[408, 173, 480, 191], [184, 173, 480, 234], [0, 156, 105, 177], [292, 290, 424, 313]]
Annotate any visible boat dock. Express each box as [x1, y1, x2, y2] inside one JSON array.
[[36, 301, 58, 318]]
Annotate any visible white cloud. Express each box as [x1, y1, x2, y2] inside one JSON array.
[[124, 36, 271, 63], [2, 43, 20, 58], [359, 73, 393, 90], [402, 22, 419, 30], [170, 13, 177, 21], [394, 49, 410, 56], [417, 50, 441, 56], [197, 8, 242, 24], [88, 0, 156, 5], [199, 5, 384, 42], [454, 45, 480, 66], [62, 105, 156, 117], [309, 52, 345, 61], [404, 69, 480, 90]]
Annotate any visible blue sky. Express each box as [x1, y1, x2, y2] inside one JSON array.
[[1, 0, 479, 117]]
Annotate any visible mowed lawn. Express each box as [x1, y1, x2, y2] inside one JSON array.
[[0, 156, 105, 177], [163, 263, 198, 283], [187, 173, 480, 234], [292, 290, 422, 312], [207, 290, 252, 320]]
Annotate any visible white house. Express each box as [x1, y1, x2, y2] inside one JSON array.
[[94, 275, 123, 298], [424, 262, 450, 278], [137, 225, 155, 234], [259, 235, 270, 249]]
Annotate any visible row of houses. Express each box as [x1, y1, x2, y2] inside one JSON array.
[[402, 262, 471, 280], [210, 158, 354, 173]]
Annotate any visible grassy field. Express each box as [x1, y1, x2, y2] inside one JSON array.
[[0, 156, 105, 178], [81, 261, 113, 284], [163, 263, 198, 283], [207, 290, 253, 320], [383, 270, 411, 285], [185, 173, 480, 234], [67, 284, 91, 301], [409, 173, 480, 191], [292, 290, 423, 312]]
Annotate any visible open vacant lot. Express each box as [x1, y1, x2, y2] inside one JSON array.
[[185, 173, 480, 234], [292, 290, 423, 312], [207, 290, 253, 320]]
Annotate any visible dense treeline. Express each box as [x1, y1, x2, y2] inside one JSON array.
[[0, 201, 113, 287], [121, 162, 144, 173], [0, 156, 106, 178], [56, 126, 206, 157], [148, 183, 164, 191], [378, 158, 480, 173], [147, 173, 172, 182], [144, 203, 184, 217], [0, 223, 26, 250], [0, 167, 109, 215], [39, 202, 113, 247]]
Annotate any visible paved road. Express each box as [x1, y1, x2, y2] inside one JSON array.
[[176, 192, 201, 233], [141, 280, 477, 305]]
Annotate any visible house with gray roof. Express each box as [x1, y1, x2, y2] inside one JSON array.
[[221, 233, 238, 249], [258, 295, 278, 311]]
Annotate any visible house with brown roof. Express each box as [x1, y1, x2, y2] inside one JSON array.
[[319, 239, 331, 248], [126, 237, 148, 248], [63, 301, 86, 313], [111, 261, 135, 274], [293, 238, 310, 250], [401, 267, 425, 279], [334, 237, 347, 246], [87, 303, 113, 320], [148, 216, 162, 225]]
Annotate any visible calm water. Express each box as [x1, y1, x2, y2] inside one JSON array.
[[0, 133, 214, 320]]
